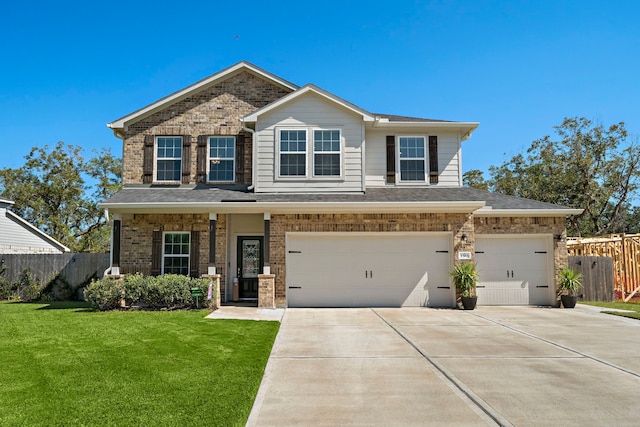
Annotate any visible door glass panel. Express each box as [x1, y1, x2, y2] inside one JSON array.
[[242, 240, 260, 278]]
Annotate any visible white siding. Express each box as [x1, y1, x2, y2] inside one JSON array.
[[254, 93, 364, 192], [0, 208, 64, 254], [364, 129, 463, 187]]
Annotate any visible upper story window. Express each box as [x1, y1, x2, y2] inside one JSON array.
[[279, 129, 307, 177], [313, 130, 341, 177], [156, 136, 182, 182], [277, 128, 342, 179], [208, 136, 235, 182], [398, 136, 426, 182], [162, 232, 190, 275]]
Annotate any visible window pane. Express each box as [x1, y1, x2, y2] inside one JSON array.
[[280, 130, 306, 152], [280, 154, 306, 176], [314, 154, 340, 176], [163, 233, 190, 275], [400, 160, 425, 181], [209, 159, 234, 182], [399, 137, 424, 158], [314, 130, 340, 152], [156, 160, 181, 181]]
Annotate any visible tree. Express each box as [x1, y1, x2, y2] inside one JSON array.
[[485, 117, 639, 236], [463, 169, 489, 191], [0, 142, 121, 252]]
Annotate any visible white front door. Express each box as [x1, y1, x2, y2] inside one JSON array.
[[286, 232, 453, 308], [475, 235, 553, 305]]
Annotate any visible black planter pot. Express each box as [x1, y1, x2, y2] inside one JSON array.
[[561, 295, 578, 309], [461, 296, 478, 310]]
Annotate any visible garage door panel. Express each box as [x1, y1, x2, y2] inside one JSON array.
[[475, 236, 553, 306], [286, 233, 453, 308]]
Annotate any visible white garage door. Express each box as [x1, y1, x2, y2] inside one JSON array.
[[475, 235, 553, 306], [286, 233, 453, 308]]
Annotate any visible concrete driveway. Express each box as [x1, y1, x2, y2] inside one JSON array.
[[247, 305, 640, 427]]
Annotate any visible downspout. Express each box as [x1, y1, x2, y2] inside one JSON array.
[[103, 208, 113, 277], [241, 119, 256, 191]]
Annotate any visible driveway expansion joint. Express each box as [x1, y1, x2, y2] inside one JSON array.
[[371, 308, 511, 427]]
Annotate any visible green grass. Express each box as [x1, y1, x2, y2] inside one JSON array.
[[581, 301, 640, 320], [0, 301, 280, 426]]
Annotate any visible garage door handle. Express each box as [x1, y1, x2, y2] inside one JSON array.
[[288, 286, 302, 289], [536, 285, 549, 288], [477, 285, 486, 288], [437, 286, 450, 289]]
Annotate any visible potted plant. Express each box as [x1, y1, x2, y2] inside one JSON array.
[[558, 267, 582, 308], [450, 261, 479, 310]]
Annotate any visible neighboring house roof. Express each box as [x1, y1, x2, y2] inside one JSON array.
[[100, 186, 581, 217], [243, 84, 376, 123], [107, 61, 299, 134], [0, 199, 70, 253]]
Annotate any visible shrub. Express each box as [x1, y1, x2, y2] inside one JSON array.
[[84, 278, 123, 311], [16, 269, 44, 302], [85, 274, 215, 311]]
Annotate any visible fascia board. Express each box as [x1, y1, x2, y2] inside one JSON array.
[[107, 61, 298, 130], [243, 84, 375, 123], [474, 208, 584, 217], [101, 201, 486, 215], [6, 210, 71, 252]]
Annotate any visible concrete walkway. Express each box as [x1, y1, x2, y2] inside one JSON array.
[[247, 305, 640, 426]]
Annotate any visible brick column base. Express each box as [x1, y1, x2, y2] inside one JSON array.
[[258, 274, 276, 308], [201, 274, 221, 310]]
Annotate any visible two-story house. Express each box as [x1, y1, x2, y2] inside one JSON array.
[[101, 61, 581, 308]]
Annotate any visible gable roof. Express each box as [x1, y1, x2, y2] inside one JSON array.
[[107, 61, 299, 134], [0, 200, 70, 253], [242, 84, 376, 123]]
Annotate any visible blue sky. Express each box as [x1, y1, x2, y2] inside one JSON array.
[[1, 0, 638, 179]]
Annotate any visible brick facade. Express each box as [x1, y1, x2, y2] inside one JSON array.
[[121, 71, 292, 185], [117, 212, 568, 307]]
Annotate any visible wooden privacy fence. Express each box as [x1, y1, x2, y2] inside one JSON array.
[[0, 253, 109, 297], [567, 256, 614, 302], [567, 234, 640, 301]]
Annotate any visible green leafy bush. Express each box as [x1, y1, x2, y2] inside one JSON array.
[[85, 274, 215, 311], [16, 269, 44, 302], [84, 278, 124, 311]]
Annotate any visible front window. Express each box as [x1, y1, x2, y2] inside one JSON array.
[[162, 232, 190, 275], [280, 130, 307, 177], [313, 130, 341, 176], [156, 136, 182, 182], [208, 136, 235, 182], [399, 136, 426, 182]]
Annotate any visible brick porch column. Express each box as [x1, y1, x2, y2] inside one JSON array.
[[201, 274, 221, 309], [258, 274, 275, 308]]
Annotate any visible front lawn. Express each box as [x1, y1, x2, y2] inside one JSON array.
[[581, 301, 640, 320], [0, 301, 279, 426]]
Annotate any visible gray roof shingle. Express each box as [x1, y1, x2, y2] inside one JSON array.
[[101, 185, 576, 212]]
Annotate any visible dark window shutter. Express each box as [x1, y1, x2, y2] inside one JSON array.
[[386, 135, 396, 184], [236, 134, 245, 184], [143, 135, 155, 184], [190, 230, 200, 278], [112, 220, 121, 267], [429, 135, 438, 184], [151, 230, 162, 276], [182, 135, 191, 184], [196, 136, 207, 183]]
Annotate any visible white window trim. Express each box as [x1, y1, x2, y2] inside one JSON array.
[[161, 231, 190, 276], [154, 136, 183, 183], [396, 135, 428, 185], [312, 128, 343, 179], [207, 136, 236, 183], [275, 127, 344, 181]]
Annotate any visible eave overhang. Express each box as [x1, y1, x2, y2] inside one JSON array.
[[100, 200, 486, 215], [474, 207, 584, 217]]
